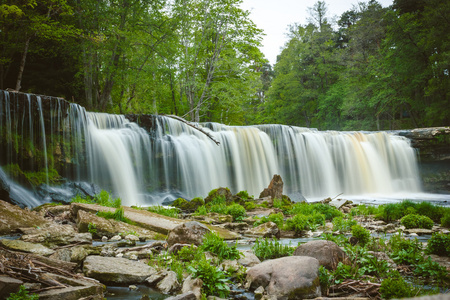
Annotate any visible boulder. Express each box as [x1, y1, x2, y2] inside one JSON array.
[[204, 187, 233, 204], [167, 221, 211, 247], [76, 210, 158, 240], [238, 250, 261, 267], [37, 273, 104, 300], [293, 240, 348, 271], [0, 200, 48, 235], [0, 239, 55, 256], [245, 222, 280, 239], [181, 275, 203, 300], [259, 175, 283, 200], [246, 256, 321, 300], [83, 255, 157, 284], [19, 223, 92, 248]]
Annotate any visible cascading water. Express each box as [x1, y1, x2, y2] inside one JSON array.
[[0, 90, 425, 207]]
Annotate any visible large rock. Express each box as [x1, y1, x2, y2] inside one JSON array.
[[182, 275, 203, 300], [245, 222, 280, 239], [0, 276, 23, 298], [37, 273, 104, 300], [204, 187, 233, 204], [293, 240, 348, 271], [0, 200, 48, 235], [0, 239, 55, 256], [83, 255, 157, 284], [259, 175, 283, 200], [238, 250, 261, 267], [19, 223, 92, 248], [157, 271, 180, 294], [167, 221, 211, 247], [76, 210, 159, 239], [165, 291, 197, 300], [246, 256, 321, 300]]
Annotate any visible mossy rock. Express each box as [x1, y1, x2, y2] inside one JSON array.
[[204, 187, 233, 204], [171, 197, 204, 212]]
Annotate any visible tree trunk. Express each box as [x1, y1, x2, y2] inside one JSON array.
[[15, 36, 31, 91]]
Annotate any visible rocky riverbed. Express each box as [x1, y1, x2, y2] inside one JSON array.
[[0, 176, 449, 300]]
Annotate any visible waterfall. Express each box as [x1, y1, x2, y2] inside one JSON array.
[[0, 90, 423, 207]]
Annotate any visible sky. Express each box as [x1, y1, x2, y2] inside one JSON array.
[[240, 0, 394, 65]]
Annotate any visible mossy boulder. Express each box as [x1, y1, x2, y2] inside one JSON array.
[[172, 197, 204, 212], [204, 187, 233, 204], [0, 200, 48, 235]]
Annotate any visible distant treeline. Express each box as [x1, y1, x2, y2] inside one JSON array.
[[1, 0, 448, 130]]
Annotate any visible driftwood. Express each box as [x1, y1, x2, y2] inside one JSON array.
[[164, 114, 220, 146], [330, 279, 381, 299]]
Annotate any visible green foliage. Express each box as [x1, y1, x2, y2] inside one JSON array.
[[414, 256, 449, 283], [244, 201, 257, 210], [389, 233, 423, 265], [350, 224, 371, 247], [253, 213, 284, 228], [236, 190, 252, 200], [97, 207, 135, 225], [376, 201, 447, 223], [194, 205, 208, 216], [400, 214, 434, 229], [188, 258, 230, 298], [200, 232, 241, 261], [350, 204, 380, 217], [440, 212, 450, 228], [251, 237, 294, 261], [70, 190, 121, 208], [286, 212, 326, 232], [426, 232, 450, 256], [318, 266, 332, 294], [147, 205, 179, 218], [6, 286, 39, 300], [332, 262, 359, 284], [87, 222, 97, 235], [175, 245, 203, 262], [332, 216, 357, 232], [380, 272, 417, 299], [226, 203, 246, 222]]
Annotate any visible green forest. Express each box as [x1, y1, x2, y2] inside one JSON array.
[[1, 0, 449, 130]]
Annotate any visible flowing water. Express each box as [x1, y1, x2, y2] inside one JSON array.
[[0, 90, 448, 207]]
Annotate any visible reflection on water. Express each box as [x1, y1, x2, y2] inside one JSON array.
[[105, 285, 168, 300]]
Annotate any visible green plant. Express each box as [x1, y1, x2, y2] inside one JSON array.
[[400, 214, 434, 229], [414, 256, 449, 283], [6, 285, 39, 300], [389, 233, 423, 265], [200, 232, 241, 261], [71, 190, 121, 208], [350, 204, 379, 217], [426, 232, 450, 256], [351, 224, 371, 246], [147, 205, 179, 218], [236, 190, 252, 200], [252, 237, 294, 261], [175, 245, 203, 262], [332, 261, 359, 284], [244, 201, 257, 210], [253, 213, 284, 228], [318, 265, 332, 295], [188, 258, 230, 298], [226, 203, 246, 222], [97, 207, 135, 225], [88, 222, 97, 235], [379, 272, 417, 299], [440, 212, 450, 228], [194, 205, 208, 216], [332, 216, 357, 232]]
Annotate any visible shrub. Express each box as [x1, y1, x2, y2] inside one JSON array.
[[188, 257, 230, 298], [253, 213, 284, 228], [200, 232, 241, 261], [312, 203, 343, 220], [351, 224, 371, 246], [389, 233, 423, 265], [194, 205, 208, 216], [71, 190, 121, 208], [244, 201, 257, 210], [380, 272, 417, 299], [6, 285, 39, 300], [286, 214, 309, 232], [236, 190, 252, 200], [226, 204, 246, 222], [252, 237, 294, 261], [414, 256, 449, 283], [440, 212, 450, 228], [332, 216, 357, 232], [400, 214, 434, 229], [97, 207, 135, 225], [426, 232, 450, 256]]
